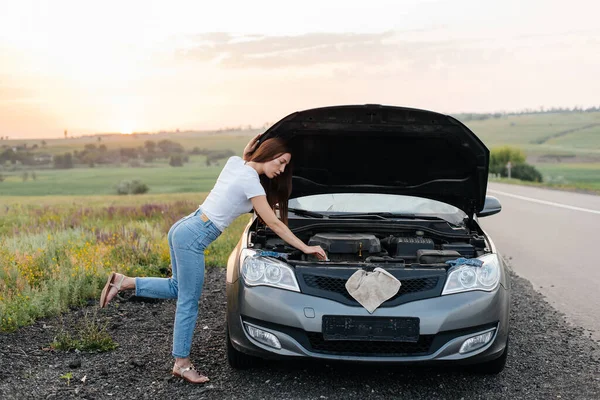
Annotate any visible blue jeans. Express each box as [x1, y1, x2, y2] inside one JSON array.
[[135, 208, 221, 358]]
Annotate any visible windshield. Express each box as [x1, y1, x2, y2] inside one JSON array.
[[288, 193, 466, 226]]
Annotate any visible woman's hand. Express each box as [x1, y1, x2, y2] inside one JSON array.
[[243, 133, 262, 161], [303, 245, 328, 261], [251, 196, 329, 261]]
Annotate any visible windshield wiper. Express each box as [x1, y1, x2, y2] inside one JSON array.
[[288, 208, 326, 219]]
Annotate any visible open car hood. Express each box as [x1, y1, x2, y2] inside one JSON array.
[[258, 105, 489, 217]]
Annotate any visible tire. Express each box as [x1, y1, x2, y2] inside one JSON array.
[[474, 338, 509, 375], [226, 324, 258, 369]]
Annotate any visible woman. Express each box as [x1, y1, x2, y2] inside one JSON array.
[[99, 134, 327, 384]]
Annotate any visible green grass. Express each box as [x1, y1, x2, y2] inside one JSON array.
[[535, 163, 600, 191], [0, 157, 223, 196], [51, 309, 118, 352], [490, 162, 600, 193], [461, 112, 600, 156], [0, 193, 249, 332], [546, 124, 600, 150]]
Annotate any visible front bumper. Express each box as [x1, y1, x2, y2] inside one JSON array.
[[227, 280, 510, 364]]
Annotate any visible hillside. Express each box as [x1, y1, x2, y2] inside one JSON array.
[[460, 111, 600, 159], [1, 111, 599, 195]]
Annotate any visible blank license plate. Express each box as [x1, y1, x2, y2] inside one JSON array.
[[322, 316, 420, 342]]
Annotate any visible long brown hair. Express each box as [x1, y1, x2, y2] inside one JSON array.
[[247, 138, 293, 225]]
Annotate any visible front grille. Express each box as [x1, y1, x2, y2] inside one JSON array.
[[295, 265, 446, 307], [303, 275, 438, 302], [307, 333, 434, 356]]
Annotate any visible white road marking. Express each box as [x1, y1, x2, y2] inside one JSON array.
[[488, 189, 600, 215]]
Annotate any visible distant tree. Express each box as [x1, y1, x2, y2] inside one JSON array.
[[99, 144, 107, 152], [116, 179, 149, 195], [97, 136, 102, 142], [157, 139, 184, 153], [31, 171, 37, 180], [64, 129, 68, 139], [206, 149, 235, 165], [489, 146, 526, 175], [64, 152, 73, 168], [490, 146, 543, 182], [144, 140, 156, 152], [1, 148, 16, 164], [53, 152, 74, 169], [120, 147, 139, 160], [41, 140, 46, 147], [84, 144, 97, 151], [53, 154, 63, 168], [169, 155, 184, 167], [22, 171, 29, 181]]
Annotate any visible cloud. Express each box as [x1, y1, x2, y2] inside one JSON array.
[[176, 31, 411, 68], [173, 30, 520, 72]]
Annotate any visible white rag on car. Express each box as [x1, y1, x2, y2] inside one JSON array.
[[345, 268, 401, 313]]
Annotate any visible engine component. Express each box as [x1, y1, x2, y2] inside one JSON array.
[[416, 249, 461, 264], [381, 236, 435, 260], [308, 233, 381, 258], [469, 235, 486, 249], [441, 243, 476, 258]]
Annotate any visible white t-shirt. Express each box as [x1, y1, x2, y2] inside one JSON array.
[[200, 156, 266, 231]]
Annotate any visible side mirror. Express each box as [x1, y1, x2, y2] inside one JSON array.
[[477, 196, 502, 217]]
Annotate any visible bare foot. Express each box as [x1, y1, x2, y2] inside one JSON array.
[[172, 362, 210, 384]]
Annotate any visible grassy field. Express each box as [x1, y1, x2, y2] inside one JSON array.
[[2, 112, 600, 196], [464, 111, 600, 156], [0, 158, 224, 196], [0, 193, 249, 332], [535, 163, 600, 191], [5, 132, 257, 156]]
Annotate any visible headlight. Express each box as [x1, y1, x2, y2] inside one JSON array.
[[240, 249, 300, 292], [442, 254, 500, 295]]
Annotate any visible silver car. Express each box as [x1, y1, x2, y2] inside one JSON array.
[[226, 105, 508, 374]]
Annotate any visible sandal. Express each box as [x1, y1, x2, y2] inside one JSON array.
[[172, 363, 210, 384], [99, 272, 125, 308]]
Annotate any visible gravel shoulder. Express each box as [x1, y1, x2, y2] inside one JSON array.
[[1, 267, 599, 400]]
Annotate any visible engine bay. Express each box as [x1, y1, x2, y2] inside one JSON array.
[[249, 222, 490, 266]]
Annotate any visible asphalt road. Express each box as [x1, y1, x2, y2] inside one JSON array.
[[480, 182, 600, 341]]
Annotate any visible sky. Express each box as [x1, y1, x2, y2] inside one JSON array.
[[1, 0, 599, 138]]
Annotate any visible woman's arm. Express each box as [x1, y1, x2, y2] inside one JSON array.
[[250, 195, 328, 260], [243, 133, 262, 161]]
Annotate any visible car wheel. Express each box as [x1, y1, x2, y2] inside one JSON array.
[[226, 324, 258, 369], [474, 337, 509, 375]]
